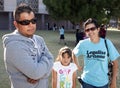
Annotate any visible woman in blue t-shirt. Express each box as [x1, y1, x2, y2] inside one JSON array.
[[73, 18, 120, 88]]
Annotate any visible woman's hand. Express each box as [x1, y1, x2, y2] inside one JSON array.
[[77, 66, 83, 71], [110, 81, 116, 88]]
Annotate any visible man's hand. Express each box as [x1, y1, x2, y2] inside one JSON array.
[[27, 78, 39, 84]]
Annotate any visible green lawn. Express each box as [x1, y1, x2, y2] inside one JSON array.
[[0, 29, 120, 88]]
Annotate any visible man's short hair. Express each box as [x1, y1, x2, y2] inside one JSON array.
[[13, 3, 34, 21]]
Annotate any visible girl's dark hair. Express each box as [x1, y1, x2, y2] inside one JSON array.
[[60, 47, 72, 58], [56, 46, 72, 62], [13, 3, 34, 21], [83, 18, 99, 28]]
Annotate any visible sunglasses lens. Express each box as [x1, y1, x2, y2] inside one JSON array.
[[85, 29, 90, 32], [19, 20, 30, 25], [85, 27, 96, 32], [31, 19, 37, 24], [17, 18, 37, 25], [91, 27, 96, 31]]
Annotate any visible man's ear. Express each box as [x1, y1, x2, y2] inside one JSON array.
[[13, 21, 18, 28]]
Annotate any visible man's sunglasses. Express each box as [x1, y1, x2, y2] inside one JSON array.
[[85, 27, 96, 32], [16, 18, 37, 25]]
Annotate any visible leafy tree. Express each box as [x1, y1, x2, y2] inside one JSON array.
[[43, 0, 120, 24]]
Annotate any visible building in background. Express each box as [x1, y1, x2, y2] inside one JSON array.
[[109, 17, 118, 28], [0, 0, 73, 30]]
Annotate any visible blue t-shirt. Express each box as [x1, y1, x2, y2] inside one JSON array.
[[73, 38, 120, 87], [59, 28, 64, 35]]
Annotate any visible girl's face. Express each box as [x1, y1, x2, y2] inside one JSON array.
[[61, 53, 71, 66]]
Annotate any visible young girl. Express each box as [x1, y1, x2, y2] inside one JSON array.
[[52, 46, 78, 88]]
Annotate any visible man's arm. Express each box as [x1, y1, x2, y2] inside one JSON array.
[[6, 42, 53, 80]]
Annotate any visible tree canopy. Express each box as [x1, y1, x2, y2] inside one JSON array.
[[43, 0, 120, 24]]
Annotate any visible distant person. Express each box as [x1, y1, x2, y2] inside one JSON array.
[[46, 22, 50, 30], [76, 28, 85, 44], [75, 24, 80, 31], [73, 18, 120, 88], [99, 24, 107, 38], [2, 4, 53, 88], [52, 46, 78, 88], [53, 23, 57, 31], [59, 26, 66, 45]]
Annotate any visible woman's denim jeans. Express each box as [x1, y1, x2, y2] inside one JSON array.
[[80, 80, 108, 88]]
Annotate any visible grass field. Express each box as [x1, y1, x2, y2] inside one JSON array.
[[0, 29, 120, 88]]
